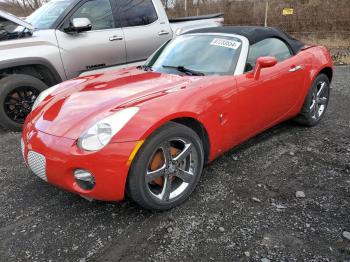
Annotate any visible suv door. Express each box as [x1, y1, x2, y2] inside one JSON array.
[[55, 0, 126, 79], [116, 0, 173, 63]]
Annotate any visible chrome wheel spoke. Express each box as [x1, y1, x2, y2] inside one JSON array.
[[317, 82, 326, 97], [318, 97, 327, 105], [173, 143, 192, 163], [161, 176, 172, 201], [310, 100, 316, 110], [175, 168, 193, 183], [313, 81, 329, 119], [146, 166, 166, 183], [160, 142, 172, 166], [314, 102, 320, 118]]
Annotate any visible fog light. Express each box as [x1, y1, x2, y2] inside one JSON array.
[[74, 169, 96, 191]]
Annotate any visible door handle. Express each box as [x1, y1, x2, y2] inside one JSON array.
[[289, 65, 303, 72], [158, 30, 170, 36], [109, 35, 123, 41]]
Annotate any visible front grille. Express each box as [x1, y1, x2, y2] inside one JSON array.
[[28, 151, 47, 181]]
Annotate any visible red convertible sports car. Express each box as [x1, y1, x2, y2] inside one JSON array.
[[21, 26, 333, 210]]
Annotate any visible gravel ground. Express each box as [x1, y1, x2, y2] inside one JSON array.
[[0, 66, 349, 262]]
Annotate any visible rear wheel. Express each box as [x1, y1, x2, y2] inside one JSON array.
[[127, 122, 204, 210], [294, 74, 330, 126], [0, 74, 48, 131]]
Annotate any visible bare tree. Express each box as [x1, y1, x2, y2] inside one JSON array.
[[1, 0, 47, 16]]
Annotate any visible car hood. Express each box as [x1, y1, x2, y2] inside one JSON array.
[[31, 68, 193, 139], [0, 10, 33, 30]]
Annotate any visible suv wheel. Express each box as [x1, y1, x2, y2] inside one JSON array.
[[0, 74, 48, 131]]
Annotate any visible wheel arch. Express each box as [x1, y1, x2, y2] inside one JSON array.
[[0, 58, 62, 87], [171, 117, 211, 164], [132, 113, 211, 165], [318, 67, 333, 83]]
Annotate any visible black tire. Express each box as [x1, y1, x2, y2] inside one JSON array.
[[0, 74, 48, 131], [127, 122, 204, 211], [294, 74, 330, 127]]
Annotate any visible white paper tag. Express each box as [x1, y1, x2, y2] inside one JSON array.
[[210, 38, 241, 50]]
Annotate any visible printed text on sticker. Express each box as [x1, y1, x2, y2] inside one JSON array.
[[210, 38, 242, 50]]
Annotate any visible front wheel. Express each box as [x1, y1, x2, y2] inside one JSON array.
[[294, 74, 330, 127], [0, 74, 48, 131], [127, 122, 204, 210]]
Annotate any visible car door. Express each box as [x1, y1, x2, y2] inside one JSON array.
[[115, 0, 173, 63], [55, 0, 126, 79], [230, 38, 307, 142]]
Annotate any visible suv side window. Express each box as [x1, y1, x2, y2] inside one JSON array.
[[118, 0, 158, 27], [245, 38, 292, 72], [71, 0, 115, 30]]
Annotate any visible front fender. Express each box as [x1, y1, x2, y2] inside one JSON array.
[[111, 108, 201, 143], [111, 108, 222, 162], [110, 90, 225, 162], [0, 30, 66, 81], [0, 57, 63, 83]]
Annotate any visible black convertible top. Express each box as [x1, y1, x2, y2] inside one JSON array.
[[185, 26, 304, 55]]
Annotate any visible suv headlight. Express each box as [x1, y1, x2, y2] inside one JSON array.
[[32, 84, 60, 111], [77, 107, 139, 151]]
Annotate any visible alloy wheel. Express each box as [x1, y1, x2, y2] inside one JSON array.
[[310, 81, 329, 120], [145, 138, 198, 202], [4, 87, 39, 124]]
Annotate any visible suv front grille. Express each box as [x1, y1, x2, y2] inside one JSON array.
[[28, 151, 47, 181]]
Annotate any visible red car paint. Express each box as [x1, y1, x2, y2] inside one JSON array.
[[22, 46, 333, 201]]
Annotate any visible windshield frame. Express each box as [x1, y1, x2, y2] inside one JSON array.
[[145, 33, 249, 76]]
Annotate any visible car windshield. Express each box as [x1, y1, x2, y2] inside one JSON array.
[[145, 34, 242, 76], [26, 0, 73, 29]]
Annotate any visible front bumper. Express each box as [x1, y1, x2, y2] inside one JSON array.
[[22, 124, 138, 201]]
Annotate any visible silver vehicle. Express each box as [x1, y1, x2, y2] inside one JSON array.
[[0, 0, 223, 131]]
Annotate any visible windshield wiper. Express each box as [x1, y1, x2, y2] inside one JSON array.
[[137, 65, 153, 71], [162, 65, 205, 76]]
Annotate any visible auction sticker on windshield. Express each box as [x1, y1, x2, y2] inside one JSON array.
[[210, 38, 241, 50]]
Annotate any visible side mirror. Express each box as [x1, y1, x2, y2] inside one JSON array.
[[65, 18, 92, 33], [253, 56, 278, 80]]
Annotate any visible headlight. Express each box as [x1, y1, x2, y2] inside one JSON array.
[[32, 84, 60, 111], [77, 107, 139, 151]]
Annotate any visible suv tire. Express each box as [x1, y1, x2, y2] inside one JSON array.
[[0, 74, 48, 131]]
